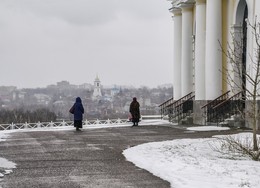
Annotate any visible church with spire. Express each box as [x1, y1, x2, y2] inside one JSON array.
[[92, 75, 102, 100]]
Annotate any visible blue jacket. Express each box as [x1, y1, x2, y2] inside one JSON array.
[[73, 97, 84, 120]]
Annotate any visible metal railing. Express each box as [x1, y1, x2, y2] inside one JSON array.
[[0, 118, 130, 131], [159, 92, 194, 119], [201, 91, 230, 123], [172, 95, 195, 123], [212, 92, 244, 124], [159, 97, 174, 117]]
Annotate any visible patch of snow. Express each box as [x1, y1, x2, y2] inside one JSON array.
[[187, 126, 230, 131], [123, 133, 260, 188], [0, 132, 16, 175]]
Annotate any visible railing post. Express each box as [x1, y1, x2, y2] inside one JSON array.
[[37, 121, 41, 128], [11, 122, 14, 130], [25, 122, 28, 129], [106, 119, 111, 125]]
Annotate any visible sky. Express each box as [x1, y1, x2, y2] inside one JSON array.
[[1, 122, 260, 187], [0, 0, 173, 89]]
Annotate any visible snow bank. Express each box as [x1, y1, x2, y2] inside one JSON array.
[[123, 133, 260, 188]]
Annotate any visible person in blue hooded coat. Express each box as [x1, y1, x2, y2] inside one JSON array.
[[70, 97, 84, 131]]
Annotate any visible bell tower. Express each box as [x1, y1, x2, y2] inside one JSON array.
[[92, 75, 102, 100]]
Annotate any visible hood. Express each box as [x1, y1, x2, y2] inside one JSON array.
[[76, 97, 82, 103]]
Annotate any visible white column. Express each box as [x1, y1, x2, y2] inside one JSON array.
[[205, 0, 222, 100], [172, 8, 182, 99], [195, 0, 206, 100], [181, 4, 194, 96]]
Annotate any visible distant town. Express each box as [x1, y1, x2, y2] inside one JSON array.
[[0, 77, 172, 123]]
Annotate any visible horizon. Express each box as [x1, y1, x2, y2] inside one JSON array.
[[0, 80, 173, 90]]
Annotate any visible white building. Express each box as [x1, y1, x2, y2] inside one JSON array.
[[166, 0, 260, 126], [92, 75, 102, 100]]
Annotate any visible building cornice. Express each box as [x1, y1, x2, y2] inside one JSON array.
[[195, 0, 206, 5], [169, 7, 182, 16], [170, 0, 195, 8]]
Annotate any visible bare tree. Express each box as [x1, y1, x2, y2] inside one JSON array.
[[221, 18, 260, 155]]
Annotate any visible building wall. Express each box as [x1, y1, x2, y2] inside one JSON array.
[[170, 0, 260, 99], [169, 0, 260, 125]]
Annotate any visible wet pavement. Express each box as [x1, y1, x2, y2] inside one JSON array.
[[0, 124, 251, 188]]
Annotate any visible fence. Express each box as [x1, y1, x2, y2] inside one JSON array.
[[0, 119, 130, 131]]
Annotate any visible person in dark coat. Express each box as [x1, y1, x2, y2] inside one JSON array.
[[70, 97, 84, 131], [129, 97, 140, 126]]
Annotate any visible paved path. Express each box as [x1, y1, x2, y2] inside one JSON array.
[[0, 124, 250, 188]]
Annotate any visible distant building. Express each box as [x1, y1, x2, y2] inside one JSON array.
[[17, 91, 26, 100], [139, 97, 151, 107], [79, 83, 92, 90], [34, 94, 51, 105], [57, 81, 70, 88], [0, 86, 17, 103], [111, 86, 121, 97], [92, 75, 102, 100]]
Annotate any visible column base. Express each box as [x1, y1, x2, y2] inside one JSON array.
[[193, 100, 207, 125]]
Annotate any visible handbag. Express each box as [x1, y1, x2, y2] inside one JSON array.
[[69, 105, 75, 114]]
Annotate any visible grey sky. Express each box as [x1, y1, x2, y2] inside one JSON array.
[[0, 0, 173, 88]]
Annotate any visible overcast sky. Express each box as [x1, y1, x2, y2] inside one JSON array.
[[0, 0, 173, 89]]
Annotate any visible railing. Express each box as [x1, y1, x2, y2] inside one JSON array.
[[201, 91, 230, 123], [212, 92, 244, 124], [172, 95, 195, 123], [159, 97, 174, 117], [0, 119, 130, 131], [159, 92, 194, 119]]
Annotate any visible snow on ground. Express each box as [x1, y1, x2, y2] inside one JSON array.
[[187, 126, 230, 131], [1, 122, 259, 187], [0, 132, 16, 179], [123, 127, 260, 188]]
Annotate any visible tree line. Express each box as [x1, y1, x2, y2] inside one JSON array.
[[0, 108, 57, 124]]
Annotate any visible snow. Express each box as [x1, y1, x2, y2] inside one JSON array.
[[187, 126, 230, 131], [1, 122, 260, 187], [0, 132, 16, 181], [123, 127, 260, 188]]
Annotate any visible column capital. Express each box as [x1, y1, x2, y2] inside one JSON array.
[[180, 2, 195, 12], [195, 0, 206, 5], [169, 7, 182, 16]]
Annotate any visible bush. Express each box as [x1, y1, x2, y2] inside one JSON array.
[[211, 134, 260, 161]]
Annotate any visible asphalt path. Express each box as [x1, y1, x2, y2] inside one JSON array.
[[0, 124, 251, 188]]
